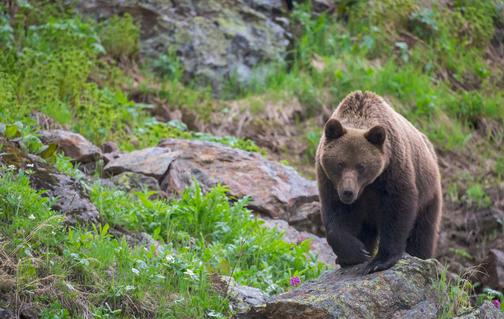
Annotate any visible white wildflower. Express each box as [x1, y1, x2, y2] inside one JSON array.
[[165, 254, 175, 263], [207, 310, 224, 318], [131, 268, 140, 275], [184, 268, 198, 281]]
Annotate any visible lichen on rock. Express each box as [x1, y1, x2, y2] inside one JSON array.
[[238, 255, 442, 319]]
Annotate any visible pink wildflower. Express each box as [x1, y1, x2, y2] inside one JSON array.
[[492, 299, 501, 309], [289, 276, 301, 287]]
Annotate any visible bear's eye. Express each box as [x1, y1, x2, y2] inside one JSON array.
[[336, 162, 345, 170], [356, 163, 365, 173]]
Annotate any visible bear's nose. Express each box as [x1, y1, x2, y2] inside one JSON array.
[[342, 190, 354, 198]]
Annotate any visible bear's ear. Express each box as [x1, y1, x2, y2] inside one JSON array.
[[365, 125, 386, 146], [324, 119, 346, 140]]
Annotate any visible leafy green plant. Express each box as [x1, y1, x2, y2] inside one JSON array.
[[476, 287, 503, 309], [434, 264, 473, 318], [464, 184, 491, 209], [98, 14, 140, 60], [305, 129, 321, 162], [90, 182, 324, 293]]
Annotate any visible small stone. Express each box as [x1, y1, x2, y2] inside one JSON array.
[[260, 217, 335, 265], [212, 275, 267, 314]]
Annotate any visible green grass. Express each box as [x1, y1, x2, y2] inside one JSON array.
[[434, 264, 473, 318], [0, 7, 262, 154], [0, 160, 323, 317], [464, 183, 492, 209], [218, 1, 503, 150]]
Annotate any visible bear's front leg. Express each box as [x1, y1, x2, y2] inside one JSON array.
[[323, 201, 370, 266], [326, 224, 371, 267], [363, 185, 417, 274]]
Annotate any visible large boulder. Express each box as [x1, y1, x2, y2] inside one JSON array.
[[38, 130, 103, 163], [104, 139, 323, 234], [77, 0, 290, 90], [238, 255, 442, 319]]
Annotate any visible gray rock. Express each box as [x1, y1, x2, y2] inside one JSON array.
[[30, 168, 101, 225], [111, 171, 161, 192], [213, 275, 268, 314], [0, 308, 12, 319], [76, 0, 290, 91], [465, 208, 504, 235], [454, 301, 504, 319], [238, 256, 441, 319], [104, 147, 179, 179], [38, 130, 102, 163]]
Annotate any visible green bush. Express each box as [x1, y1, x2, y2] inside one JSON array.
[[90, 182, 324, 294], [98, 14, 140, 60]]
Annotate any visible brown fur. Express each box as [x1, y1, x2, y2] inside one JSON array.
[[316, 91, 442, 274]]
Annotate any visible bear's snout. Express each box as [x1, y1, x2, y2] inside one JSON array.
[[341, 189, 355, 201], [339, 174, 358, 204]]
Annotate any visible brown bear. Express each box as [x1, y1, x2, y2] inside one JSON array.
[[316, 91, 442, 274]]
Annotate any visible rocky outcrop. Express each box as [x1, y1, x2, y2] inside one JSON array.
[[104, 138, 323, 234], [238, 256, 442, 319], [77, 0, 290, 90]]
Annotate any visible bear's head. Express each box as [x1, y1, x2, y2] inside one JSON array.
[[319, 119, 388, 204]]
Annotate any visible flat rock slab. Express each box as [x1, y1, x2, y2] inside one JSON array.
[[104, 147, 179, 179], [238, 256, 441, 319]]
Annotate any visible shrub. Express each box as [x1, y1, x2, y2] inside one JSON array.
[[98, 14, 140, 60]]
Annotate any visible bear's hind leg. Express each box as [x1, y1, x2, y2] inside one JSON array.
[[406, 195, 442, 259]]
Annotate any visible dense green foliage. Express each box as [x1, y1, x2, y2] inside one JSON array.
[[0, 164, 322, 317], [0, 3, 262, 153]]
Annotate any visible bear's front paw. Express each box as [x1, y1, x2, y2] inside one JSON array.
[[362, 254, 401, 274], [336, 248, 371, 267]]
